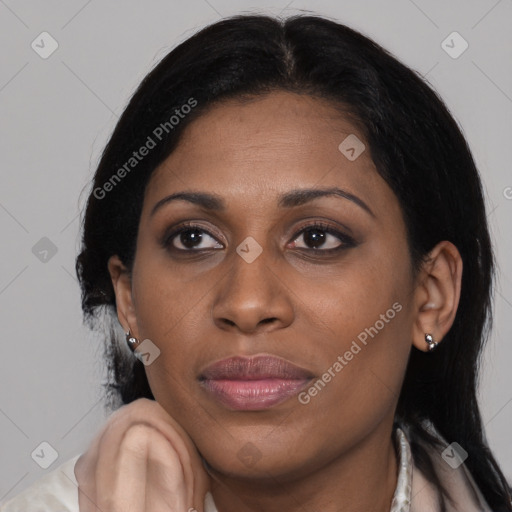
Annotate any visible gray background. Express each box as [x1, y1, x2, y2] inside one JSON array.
[[1, 0, 511, 500]]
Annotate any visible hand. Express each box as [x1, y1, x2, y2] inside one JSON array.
[[74, 398, 213, 512]]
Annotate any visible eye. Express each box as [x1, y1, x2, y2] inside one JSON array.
[[289, 222, 356, 252], [162, 221, 356, 254], [163, 223, 223, 251]]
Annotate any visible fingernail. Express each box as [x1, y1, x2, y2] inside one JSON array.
[[204, 491, 218, 512]]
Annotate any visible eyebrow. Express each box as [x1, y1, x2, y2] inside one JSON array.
[[150, 187, 375, 218]]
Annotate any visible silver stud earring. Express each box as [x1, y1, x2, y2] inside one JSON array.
[[425, 333, 438, 352], [125, 330, 139, 352]]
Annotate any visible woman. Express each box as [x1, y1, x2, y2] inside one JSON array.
[[1, 13, 511, 512]]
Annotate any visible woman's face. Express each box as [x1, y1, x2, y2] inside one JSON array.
[[116, 91, 419, 479]]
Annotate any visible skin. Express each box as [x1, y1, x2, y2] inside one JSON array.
[[75, 399, 210, 511], [103, 90, 462, 512]]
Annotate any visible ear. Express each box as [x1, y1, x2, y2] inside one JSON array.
[[411, 241, 463, 352], [107, 255, 140, 339]]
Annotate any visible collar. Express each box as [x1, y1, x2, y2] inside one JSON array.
[[389, 426, 413, 512], [389, 424, 493, 512]]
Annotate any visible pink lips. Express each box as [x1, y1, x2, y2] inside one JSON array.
[[199, 355, 314, 410]]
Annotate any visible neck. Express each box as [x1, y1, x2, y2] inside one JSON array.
[[207, 421, 399, 512]]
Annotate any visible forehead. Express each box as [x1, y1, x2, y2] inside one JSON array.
[[144, 91, 396, 217]]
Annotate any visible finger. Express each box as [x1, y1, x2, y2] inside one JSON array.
[[99, 400, 208, 505], [99, 423, 156, 512], [76, 399, 212, 511], [145, 426, 189, 511], [93, 417, 190, 512], [76, 454, 102, 512], [76, 403, 141, 511], [77, 408, 151, 511], [142, 401, 212, 506], [76, 415, 121, 512], [123, 400, 212, 511], [95, 423, 191, 512]]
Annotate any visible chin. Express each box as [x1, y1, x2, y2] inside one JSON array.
[[199, 438, 317, 483]]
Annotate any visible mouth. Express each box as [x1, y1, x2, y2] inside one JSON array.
[[198, 354, 315, 410]]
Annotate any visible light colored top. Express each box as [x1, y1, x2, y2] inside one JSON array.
[[0, 424, 495, 511]]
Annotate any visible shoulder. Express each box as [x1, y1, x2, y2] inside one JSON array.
[[0, 455, 80, 512], [399, 422, 494, 512]]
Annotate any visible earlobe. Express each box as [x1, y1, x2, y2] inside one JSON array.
[[107, 255, 139, 338], [411, 241, 463, 352]]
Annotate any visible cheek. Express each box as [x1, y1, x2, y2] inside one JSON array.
[[305, 240, 410, 348], [129, 260, 207, 392], [131, 245, 213, 340], [291, 296, 410, 466], [295, 240, 413, 413]]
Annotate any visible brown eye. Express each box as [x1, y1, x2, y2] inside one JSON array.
[[164, 224, 223, 251], [290, 222, 356, 252]]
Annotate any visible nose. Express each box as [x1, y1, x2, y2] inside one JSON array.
[[211, 247, 294, 335]]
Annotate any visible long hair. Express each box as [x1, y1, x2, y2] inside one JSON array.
[[75, 14, 512, 510]]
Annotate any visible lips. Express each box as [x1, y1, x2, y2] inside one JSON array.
[[198, 355, 314, 410], [200, 355, 314, 380]]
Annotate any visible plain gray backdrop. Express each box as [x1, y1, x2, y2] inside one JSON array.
[[1, 0, 511, 500]]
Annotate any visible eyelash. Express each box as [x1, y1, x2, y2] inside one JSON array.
[[162, 221, 357, 255]]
